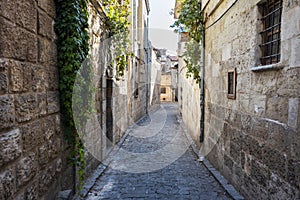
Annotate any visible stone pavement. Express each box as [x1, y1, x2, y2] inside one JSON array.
[[83, 103, 232, 200]]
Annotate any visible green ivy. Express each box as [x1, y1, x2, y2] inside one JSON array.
[[171, 0, 203, 83], [55, 0, 90, 190], [102, 0, 132, 76]]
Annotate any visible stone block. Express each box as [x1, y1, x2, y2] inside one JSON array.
[[241, 114, 251, 132], [21, 120, 42, 152], [267, 122, 287, 152], [282, 6, 300, 40], [47, 67, 59, 91], [9, 60, 23, 92], [251, 117, 268, 140], [47, 91, 60, 114], [291, 36, 300, 67], [0, 0, 15, 21], [6, 60, 32, 93], [25, 181, 38, 200], [0, 59, 8, 94], [250, 159, 269, 187], [48, 137, 61, 159], [0, 18, 37, 62], [38, 144, 49, 168], [37, 0, 56, 18], [43, 115, 56, 140], [266, 96, 289, 123], [0, 95, 14, 129], [287, 69, 300, 98], [250, 94, 266, 116], [0, 169, 16, 199], [248, 136, 264, 161], [288, 98, 299, 129], [32, 65, 47, 92], [0, 0, 37, 32], [287, 159, 300, 189], [38, 38, 57, 65], [221, 43, 231, 61], [16, 0, 37, 32], [38, 166, 55, 196], [230, 141, 241, 164], [56, 158, 62, 173], [263, 146, 287, 179], [38, 93, 47, 116], [224, 154, 233, 170], [15, 93, 37, 122], [0, 129, 21, 166], [38, 9, 56, 40], [268, 172, 297, 200], [16, 153, 37, 187], [23, 63, 33, 92]]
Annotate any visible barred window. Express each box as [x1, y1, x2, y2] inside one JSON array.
[[161, 87, 166, 94], [260, 0, 283, 65]]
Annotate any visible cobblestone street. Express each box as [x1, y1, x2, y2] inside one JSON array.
[[84, 103, 232, 199]]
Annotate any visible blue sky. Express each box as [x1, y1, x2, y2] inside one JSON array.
[[149, 0, 178, 54]]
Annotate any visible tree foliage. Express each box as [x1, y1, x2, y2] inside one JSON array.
[[103, 0, 132, 76], [171, 0, 203, 83]]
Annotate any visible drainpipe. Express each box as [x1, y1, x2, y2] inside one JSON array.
[[199, 0, 205, 143]]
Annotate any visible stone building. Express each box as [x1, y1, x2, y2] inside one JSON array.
[[160, 55, 178, 102], [176, 0, 300, 199], [0, 0, 151, 199], [154, 48, 178, 102], [149, 47, 161, 108]]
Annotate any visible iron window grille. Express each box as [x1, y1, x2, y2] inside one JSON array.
[[161, 87, 166, 94], [227, 68, 236, 100], [259, 0, 283, 65]]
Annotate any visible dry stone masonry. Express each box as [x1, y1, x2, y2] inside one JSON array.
[[0, 0, 63, 199]]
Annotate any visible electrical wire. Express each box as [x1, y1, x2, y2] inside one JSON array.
[[205, 0, 240, 30]]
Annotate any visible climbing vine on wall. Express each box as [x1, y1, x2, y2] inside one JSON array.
[[102, 0, 132, 76], [171, 0, 203, 83], [55, 0, 90, 189]]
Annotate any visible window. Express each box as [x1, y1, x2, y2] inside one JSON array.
[[259, 0, 283, 65], [227, 69, 236, 99], [161, 87, 166, 94]]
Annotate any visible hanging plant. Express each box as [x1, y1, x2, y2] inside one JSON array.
[[171, 0, 203, 83], [55, 0, 90, 190]]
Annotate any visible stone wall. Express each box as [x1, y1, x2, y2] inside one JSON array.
[[0, 0, 63, 199], [202, 0, 300, 199], [177, 35, 201, 144], [160, 74, 172, 102], [149, 48, 161, 108]]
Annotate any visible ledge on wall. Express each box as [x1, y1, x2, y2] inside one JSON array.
[[251, 62, 286, 72]]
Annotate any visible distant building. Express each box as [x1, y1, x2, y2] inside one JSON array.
[[160, 53, 178, 102]]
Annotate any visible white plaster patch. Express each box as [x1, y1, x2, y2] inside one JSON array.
[[288, 98, 299, 128], [291, 36, 300, 67], [222, 43, 232, 61]]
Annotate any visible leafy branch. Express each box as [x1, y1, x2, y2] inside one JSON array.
[[102, 0, 132, 76], [171, 0, 203, 83]]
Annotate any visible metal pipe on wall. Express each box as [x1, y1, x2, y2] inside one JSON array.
[[199, 0, 205, 143]]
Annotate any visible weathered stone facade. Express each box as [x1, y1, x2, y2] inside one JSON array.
[[0, 0, 63, 199], [149, 48, 161, 109], [177, 0, 300, 199], [0, 0, 152, 199], [177, 32, 201, 144]]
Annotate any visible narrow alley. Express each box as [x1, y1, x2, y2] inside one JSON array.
[[84, 103, 231, 199], [1, 0, 299, 199]]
